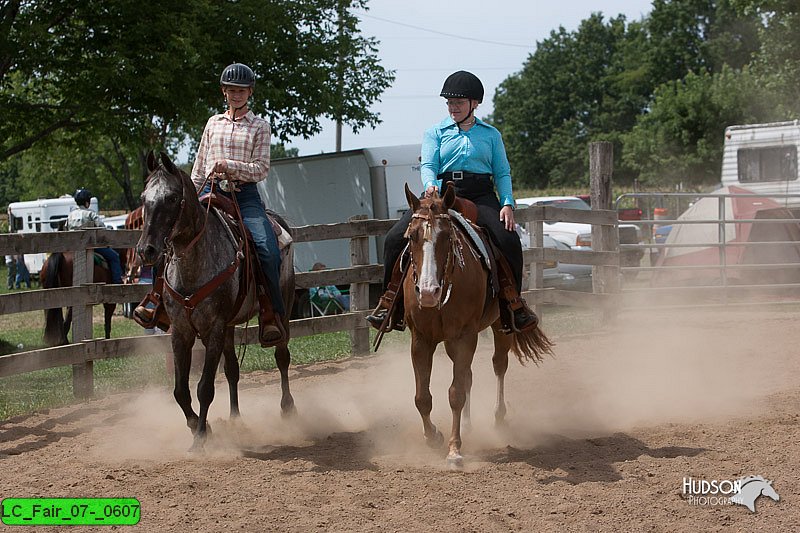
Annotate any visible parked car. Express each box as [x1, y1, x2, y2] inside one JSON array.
[[516, 196, 644, 271], [517, 226, 593, 291], [546, 235, 593, 292]]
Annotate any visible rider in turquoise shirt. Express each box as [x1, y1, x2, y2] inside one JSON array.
[[421, 117, 515, 209], [367, 70, 538, 334]]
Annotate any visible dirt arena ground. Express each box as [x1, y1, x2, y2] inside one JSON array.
[[2, 307, 799, 532]]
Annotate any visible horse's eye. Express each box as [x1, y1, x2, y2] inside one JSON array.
[[167, 194, 180, 204]]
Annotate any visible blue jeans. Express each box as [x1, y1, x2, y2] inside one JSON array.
[[96, 247, 122, 284], [203, 182, 284, 316]]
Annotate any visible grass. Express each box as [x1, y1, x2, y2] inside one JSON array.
[[0, 263, 374, 419]]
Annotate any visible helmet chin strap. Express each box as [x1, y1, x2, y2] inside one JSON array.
[[456, 101, 476, 126]]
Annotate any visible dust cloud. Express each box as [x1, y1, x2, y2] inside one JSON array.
[[87, 307, 799, 465]]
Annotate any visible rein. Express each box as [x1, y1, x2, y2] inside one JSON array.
[[408, 211, 466, 309]]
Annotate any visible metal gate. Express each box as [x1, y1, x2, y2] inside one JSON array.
[[615, 191, 800, 309]]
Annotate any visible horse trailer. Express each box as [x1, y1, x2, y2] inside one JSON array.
[[721, 120, 800, 206], [7, 195, 99, 274], [258, 145, 423, 271]]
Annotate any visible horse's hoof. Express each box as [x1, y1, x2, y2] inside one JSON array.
[[280, 401, 297, 419], [188, 438, 205, 453], [446, 453, 464, 471], [426, 430, 444, 449]]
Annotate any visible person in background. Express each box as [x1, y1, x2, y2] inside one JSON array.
[[309, 262, 350, 312], [15, 255, 30, 289], [5, 255, 16, 290], [67, 188, 123, 285]]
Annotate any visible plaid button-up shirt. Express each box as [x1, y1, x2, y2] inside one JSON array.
[[190, 110, 271, 190]]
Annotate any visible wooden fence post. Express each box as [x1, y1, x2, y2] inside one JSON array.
[[71, 245, 94, 398], [589, 142, 620, 319], [527, 213, 544, 316], [348, 215, 370, 356]]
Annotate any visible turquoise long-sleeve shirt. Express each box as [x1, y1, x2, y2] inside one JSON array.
[[420, 117, 515, 208]]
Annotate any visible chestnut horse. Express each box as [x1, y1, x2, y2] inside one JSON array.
[[402, 184, 553, 468], [136, 152, 296, 451], [41, 252, 116, 346]]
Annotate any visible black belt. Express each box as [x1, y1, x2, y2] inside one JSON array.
[[438, 171, 492, 182]]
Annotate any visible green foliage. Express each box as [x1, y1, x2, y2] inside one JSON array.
[[622, 66, 774, 186], [494, 0, 774, 190], [0, 0, 393, 208]]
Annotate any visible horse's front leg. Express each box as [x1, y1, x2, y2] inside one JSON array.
[[463, 366, 473, 432], [491, 322, 512, 426], [444, 334, 477, 469], [171, 326, 199, 440], [411, 332, 442, 448], [192, 326, 225, 451], [222, 327, 240, 419], [274, 342, 296, 417]]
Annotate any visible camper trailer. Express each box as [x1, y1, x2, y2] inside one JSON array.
[[258, 144, 423, 271], [7, 195, 99, 274], [721, 120, 800, 205]]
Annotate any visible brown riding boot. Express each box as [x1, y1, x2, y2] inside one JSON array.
[[496, 256, 539, 333], [365, 289, 396, 330], [133, 277, 169, 330], [258, 294, 286, 347]]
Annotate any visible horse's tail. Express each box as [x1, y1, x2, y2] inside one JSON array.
[[42, 253, 66, 346], [511, 324, 554, 365], [42, 252, 63, 289]]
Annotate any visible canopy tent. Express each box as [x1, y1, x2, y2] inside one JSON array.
[[652, 186, 800, 286]]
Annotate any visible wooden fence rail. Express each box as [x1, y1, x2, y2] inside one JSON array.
[[0, 205, 618, 389]]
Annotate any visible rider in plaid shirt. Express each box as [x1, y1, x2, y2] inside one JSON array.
[[192, 63, 285, 346]]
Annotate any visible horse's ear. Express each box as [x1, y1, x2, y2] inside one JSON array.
[[146, 151, 158, 173], [160, 152, 178, 175], [442, 183, 455, 210], [405, 183, 420, 212]]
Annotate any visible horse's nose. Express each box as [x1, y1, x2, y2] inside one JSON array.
[[417, 282, 441, 308], [139, 244, 158, 266]]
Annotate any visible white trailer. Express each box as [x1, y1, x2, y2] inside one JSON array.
[[721, 120, 800, 205], [7, 195, 99, 273], [258, 144, 423, 271]]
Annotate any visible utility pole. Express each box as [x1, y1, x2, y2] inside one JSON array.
[[335, 0, 346, 152]]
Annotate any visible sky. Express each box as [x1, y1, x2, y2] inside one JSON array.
[[285, 0, 655, 156]]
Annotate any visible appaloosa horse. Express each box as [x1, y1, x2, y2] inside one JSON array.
[[41, 251, 116, 346], [136, 152, 295, 450], [402, 183, 553, 468]]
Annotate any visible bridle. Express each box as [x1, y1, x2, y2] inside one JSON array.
[[406, 210, 466, 309]]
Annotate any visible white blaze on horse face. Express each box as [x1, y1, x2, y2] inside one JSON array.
[[417, 220, 442, 308]]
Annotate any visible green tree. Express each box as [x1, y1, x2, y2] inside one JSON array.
[[492, 1, 762, 189], [622, 67, 773, 186], [732, 0, 800, 118], [1, 0, 393, 209], [492, 14, 642, 188]]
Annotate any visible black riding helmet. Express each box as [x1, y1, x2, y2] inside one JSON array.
[[440, 71, 484, 103], [220, 63, 255, 88], [74, 188, 92, 206]]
